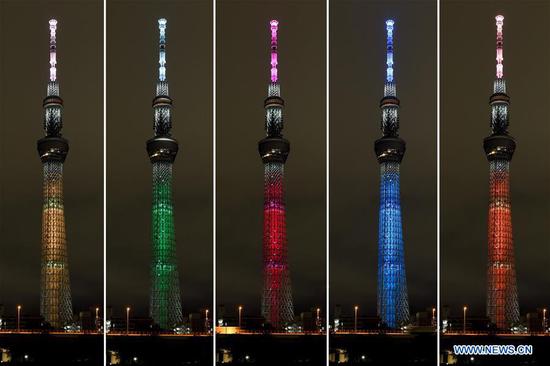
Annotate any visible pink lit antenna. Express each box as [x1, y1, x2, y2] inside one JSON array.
[[495, 15, 504, 79], [270, 20, 279, 83]]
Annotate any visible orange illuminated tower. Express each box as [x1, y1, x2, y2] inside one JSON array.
[[484, 15, 520, 330], [38, 19, 73, 329]]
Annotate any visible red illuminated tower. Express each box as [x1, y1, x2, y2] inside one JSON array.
[[484, 15, 520, 330], [259, 20, 294, 329]]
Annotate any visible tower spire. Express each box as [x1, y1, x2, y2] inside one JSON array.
[[147, 18, 183, 330], [270, 19, 278, 83], [381, 19, 398, 136], [153, 18, 171, 136], [375, 19, 409, 329], [259, 19, 294, 330], [495, 15, 504, 79], [158, 18, 167, 82], [38, 19, 73, 329], [44, 19, 62, 136], [491, 15, 509, 134], [49, 19, 57, 82], [385, 19, 394, 84]]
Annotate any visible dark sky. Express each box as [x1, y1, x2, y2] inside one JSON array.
[[106, 0, 213, 318], [217, 0, 326, 317], [0, 0, 103, 316], [329, 0, 437, 318], [441, 0, 550, 316]]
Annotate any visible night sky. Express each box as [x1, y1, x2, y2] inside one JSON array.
[[106, 0, 213, 318], [0, 0, 103, 316], [329, 0, 437, 318], [441, 0, 550, 317], [216, 0, 326, 318]]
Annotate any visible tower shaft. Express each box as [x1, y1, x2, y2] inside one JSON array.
[[261, 161, 294, 328], [149, 160, 182, 328], [375, 20, 409, 329], [486, 159, 519, 328], [38, 19, 73, 329], [377, 161, 409, 328], [40, 160, 72, 328], [148, 18, 183, 330], [260, 20, 294, 329]]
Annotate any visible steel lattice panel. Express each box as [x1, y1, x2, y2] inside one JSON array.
[[40, 161, 73, 328], [150, 161, 183, 329], [377, 161, 409, 328], [486, 159, 519, 329], [261, 162, 294, 329]]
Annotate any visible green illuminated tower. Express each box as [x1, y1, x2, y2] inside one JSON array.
[[147, 18, 183, 330]]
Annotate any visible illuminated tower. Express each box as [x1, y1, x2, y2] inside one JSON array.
[[147, 18, 183, 330], [375, 20, 409, 329], [484, 15, 520, 330], [38, 19, 73, 329], [259, 20, 294, 329]]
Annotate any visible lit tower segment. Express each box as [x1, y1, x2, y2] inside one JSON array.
[[38, 19, 73, 329], [147, 18, 183, 330], [484, 15, 520, 330], [375, 19, 410, 329], [259, 20, 294, 329]]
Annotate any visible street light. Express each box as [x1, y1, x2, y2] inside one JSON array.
[[17, 305, 21, 332], [316, 307, 321, 328], [463, 306, 468, 333], [95, 307, 100, 320], [432, 307, 436, 326], [205, 309, 209, 331], [126, 307, 130, 334], [354, 306, 359, 333], [238, 306, 243, 328], [543, 308, 547, 330]]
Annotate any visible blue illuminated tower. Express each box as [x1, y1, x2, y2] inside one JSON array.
[[375, 19, 409, 329]]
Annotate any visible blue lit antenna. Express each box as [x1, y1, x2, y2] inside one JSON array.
[[381, 19, 398, 135], [158, 18, 167, 81], [385, 19, 394, 83]]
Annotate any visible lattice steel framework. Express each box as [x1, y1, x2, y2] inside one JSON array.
[[484, 15, 520, 330], [259, 20, 294, 329], [38, 19, 73, 329], [375, 20, 409, 329], [147, 19, 183, 330]]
